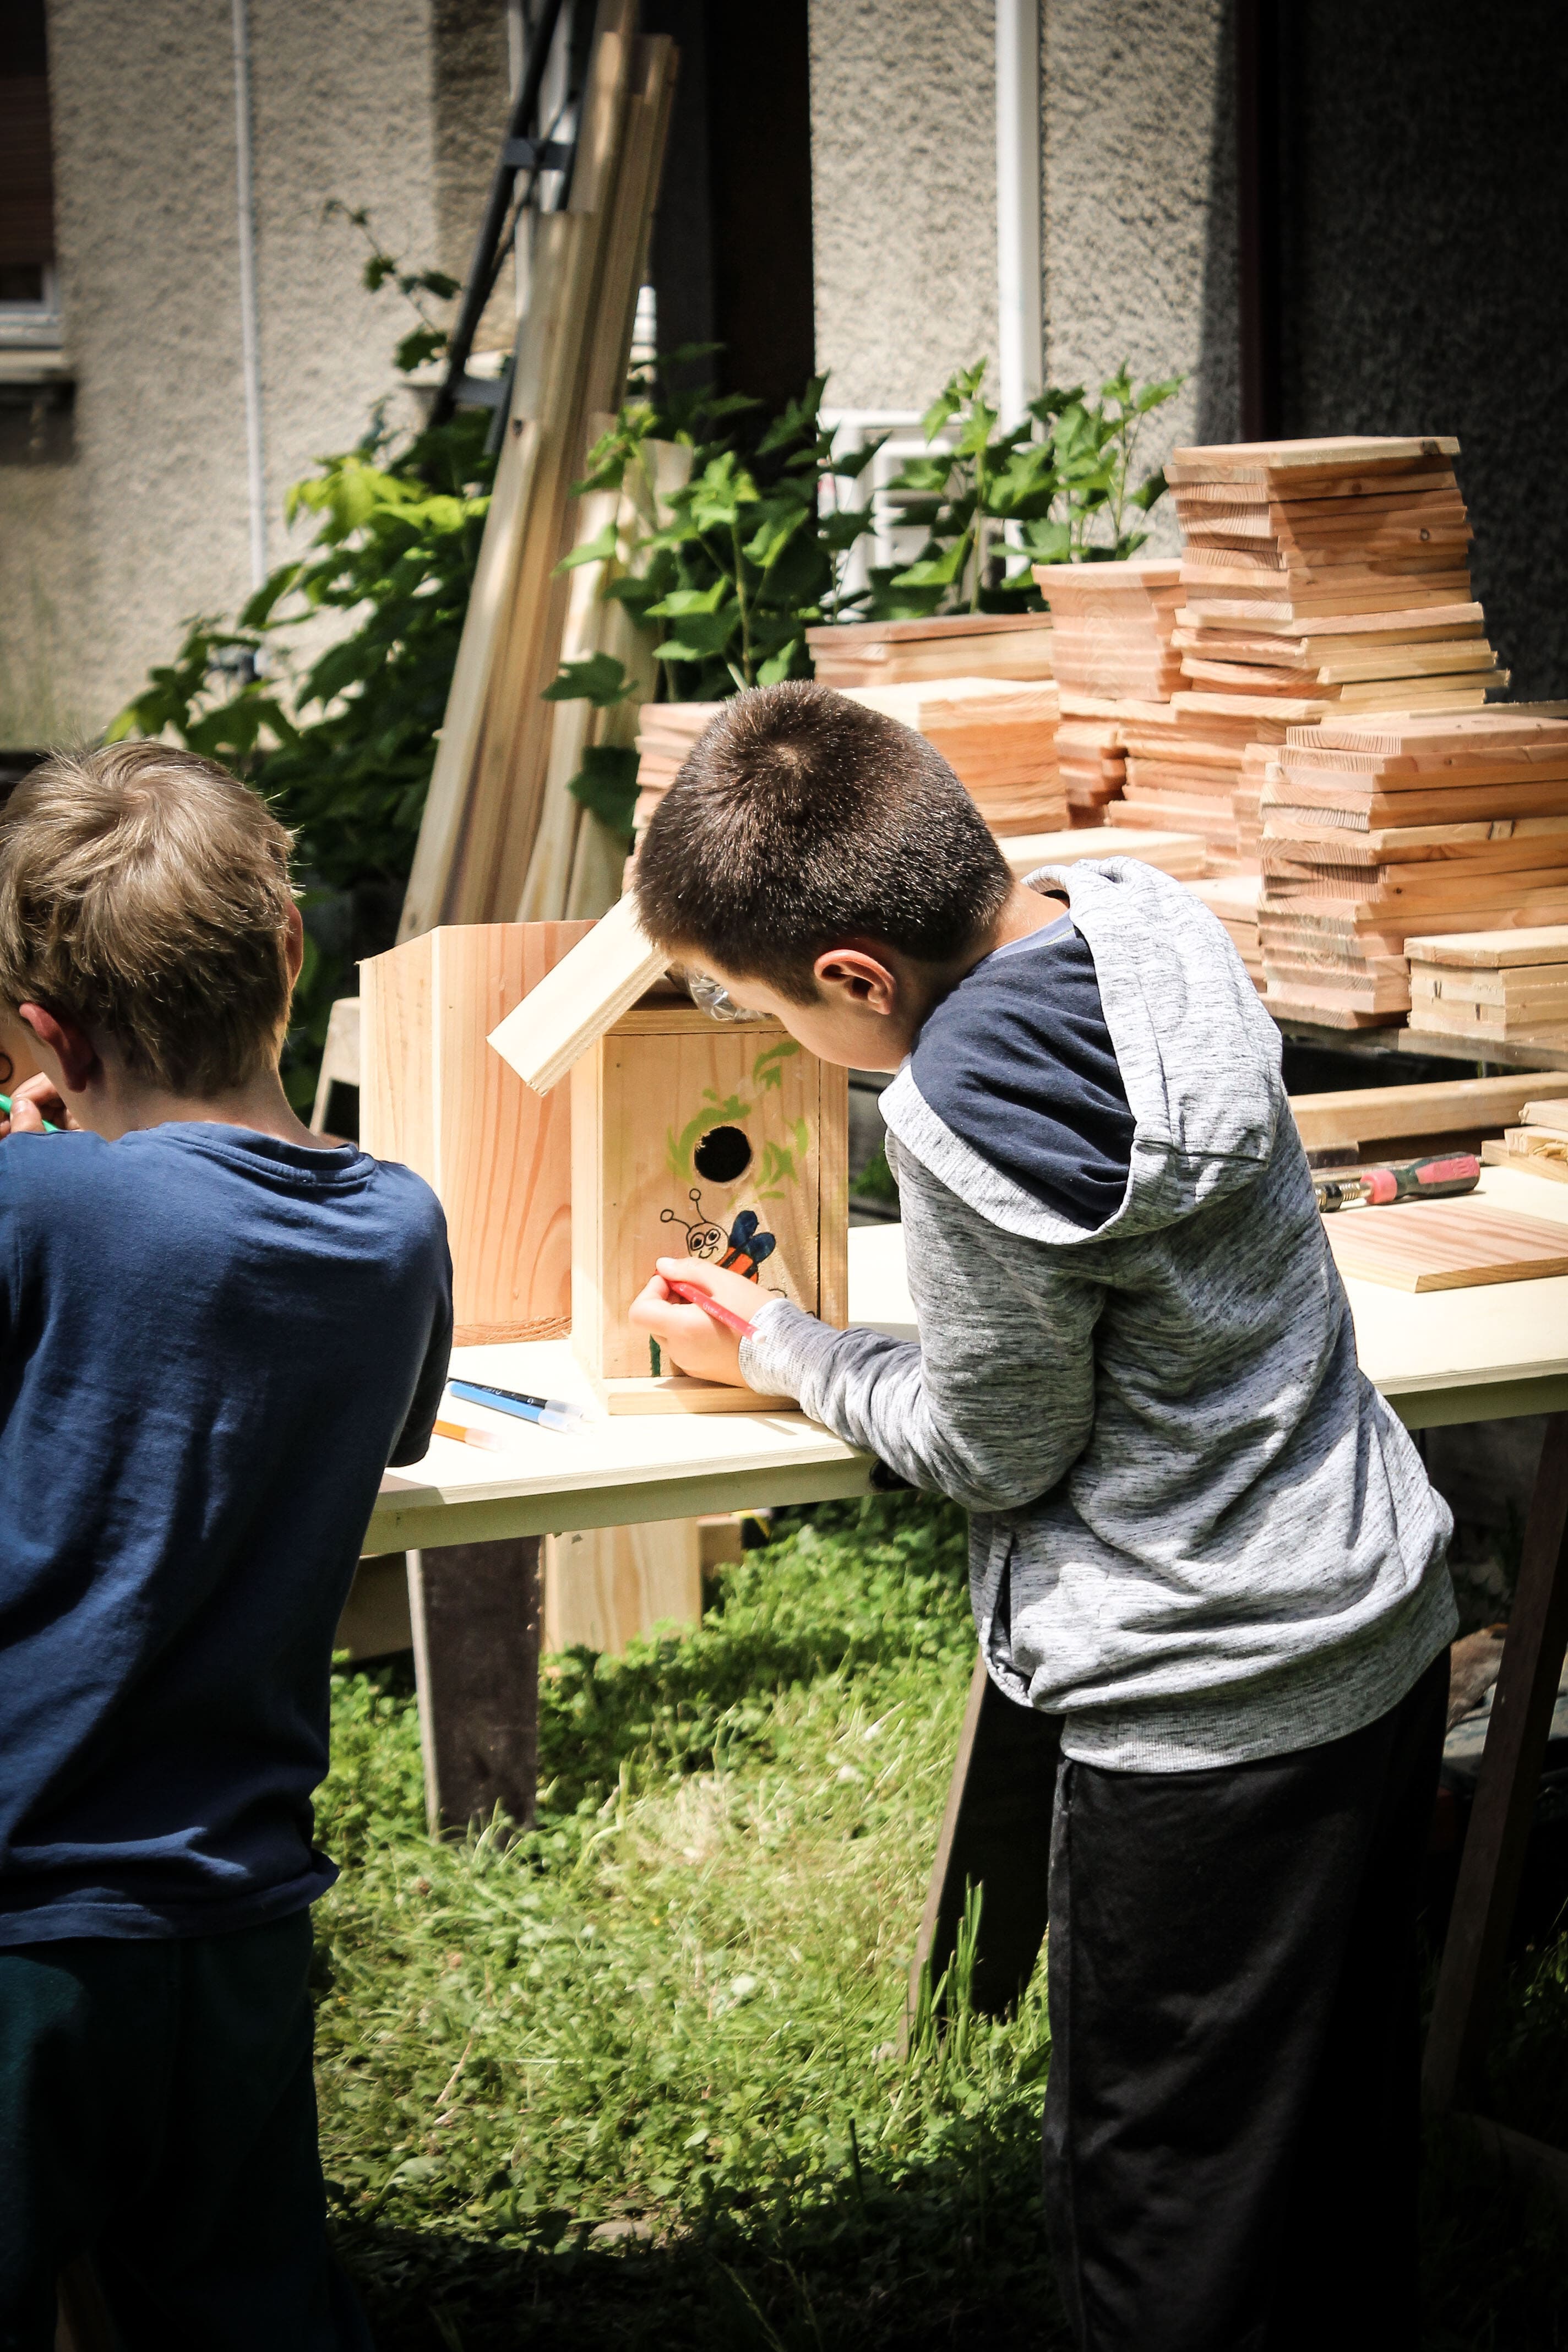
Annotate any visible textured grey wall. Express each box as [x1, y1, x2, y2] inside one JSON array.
[[807, 0, 1239, 541], [1042, 0, 1234, 551], [808, 0, 999, 415], [1, 0, 508, 743], [1275, 0, 1568, 701]]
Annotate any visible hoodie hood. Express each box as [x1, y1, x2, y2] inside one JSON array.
[[881, 857, 1283, 1246]]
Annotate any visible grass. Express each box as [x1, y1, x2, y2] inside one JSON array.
[[313, 1495, 1568, 2350]]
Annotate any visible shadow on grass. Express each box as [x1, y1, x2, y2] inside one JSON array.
[[334, 2105, 1568, 2352], [337, 2147, 1071, 2352]]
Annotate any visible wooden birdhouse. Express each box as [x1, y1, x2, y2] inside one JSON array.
[[360, 921, 592, 1343], [488, 897, 848, 1412]]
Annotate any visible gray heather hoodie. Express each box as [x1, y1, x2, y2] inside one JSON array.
[[738, 857, 1456, 1771]]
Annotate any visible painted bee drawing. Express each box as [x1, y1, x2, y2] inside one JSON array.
[[660, 1188, 776, 1281]]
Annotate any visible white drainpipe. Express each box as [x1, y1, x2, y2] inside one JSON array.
[[995, 0, 1044, 428]]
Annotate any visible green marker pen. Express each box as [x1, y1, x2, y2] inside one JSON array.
[[0, 1093, 60, 1134]]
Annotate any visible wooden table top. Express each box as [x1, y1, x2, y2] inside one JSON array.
[[363, 1168, 1568, 1556]]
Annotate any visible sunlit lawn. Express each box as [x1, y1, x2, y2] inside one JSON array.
[[313, 1496, 1568, 2350]]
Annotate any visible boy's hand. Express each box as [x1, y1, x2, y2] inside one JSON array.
[[0, 1072, 70, 1137], [627, 1255, 764, 1387]]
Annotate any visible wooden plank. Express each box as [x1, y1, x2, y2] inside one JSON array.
[[401, 0, 643, 937], [1482, 1140, 1568, 1184], [487, 892, 667, 1094], [1323, 1202, 1568, 1292], [1287, 1075, 1551, 1153], [902, 1657, 1060, 2050], [1406, 927, 1568, 971], [398, 406, 542, 941], [408, 1538, 542, 1832], [544, 1517, 702, 1653], [362, 922, 592, 1343], [807, 611, 1054, 651], [1424, 1417, 1568, 2109]]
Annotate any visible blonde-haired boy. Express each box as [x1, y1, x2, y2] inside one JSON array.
[[0, 743, 451, 2347]]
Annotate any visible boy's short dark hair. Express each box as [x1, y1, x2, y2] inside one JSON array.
[[0, 742, 296, 1093], [634, 681, 1013, 999]]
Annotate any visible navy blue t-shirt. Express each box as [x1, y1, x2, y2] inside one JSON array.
[[0, 1123, 451, 1943], [910, 910, 1135, 1229]]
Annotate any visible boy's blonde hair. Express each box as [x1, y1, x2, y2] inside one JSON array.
[[0, 742, 297, 1095]]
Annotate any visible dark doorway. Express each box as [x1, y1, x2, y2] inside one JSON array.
[[639, 1, 816, 413]]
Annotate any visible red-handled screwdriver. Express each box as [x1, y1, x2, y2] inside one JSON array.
[[1315, 1153, 1480, 1213]]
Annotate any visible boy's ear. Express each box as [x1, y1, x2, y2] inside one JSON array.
[[812, 946, 900, 1016], [17, 1003, 100, 1095], [284, 900, 306, 986]]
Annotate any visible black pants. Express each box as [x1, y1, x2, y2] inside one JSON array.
[[0, 1907, 372, 2352], [1042, 1650, 1449, 2352]]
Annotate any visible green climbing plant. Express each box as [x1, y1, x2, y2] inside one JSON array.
[[865, 358, 1185, 619]]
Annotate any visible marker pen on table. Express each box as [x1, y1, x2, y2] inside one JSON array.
[[448, 1379, 588, 1433]]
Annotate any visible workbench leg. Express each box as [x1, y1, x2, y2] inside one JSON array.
[[1424, 1413, 1568, 2112], [407, 1541, 542, 1836], [903, 1654, 1060, 2049]]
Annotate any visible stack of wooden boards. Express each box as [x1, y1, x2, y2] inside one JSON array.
[[1406, 925, 1568, 1048], [1037, 562, 1182, 825], [1033, 438, 1505, 884], [632, 702, 716, 838], [1044, 561, 1184, 699], [840, 678, 1065, 835], [1031, 561, 1292, 872], [1259, 711, 1568, 1026], [1188, 875, 1266, 990], [399, 1, 676, 940], [804, 612, 1053, 689], [1168, 436, 1504, 718], [1481, 1095, 1568, 1186]]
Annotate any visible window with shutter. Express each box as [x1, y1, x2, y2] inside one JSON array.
[[0, 0, 58, 345]]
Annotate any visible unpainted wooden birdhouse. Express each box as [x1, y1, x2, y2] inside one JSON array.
[[489, 897, 848, 1411], [360, 921, 592, 1343]]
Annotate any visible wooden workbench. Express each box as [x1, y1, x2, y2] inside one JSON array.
[[374, 1174, 1568, 2196]]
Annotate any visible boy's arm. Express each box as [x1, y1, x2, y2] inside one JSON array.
[[741, 1151, 1103, 1512], [388, 1245, 455, 1468]]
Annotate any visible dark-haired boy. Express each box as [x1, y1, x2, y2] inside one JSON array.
[[0, 743, 451, 2349], [630, 682, 1455, 2352]]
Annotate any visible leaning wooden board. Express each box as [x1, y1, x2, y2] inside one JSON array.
[[1324, 1200, 1568, 1292]]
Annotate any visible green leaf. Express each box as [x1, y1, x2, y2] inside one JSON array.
[[645, 581, 730, 620], [756, 641, 803, 685], [567, 743, 640, 841], [543, 653, 631, 707], [1021, 519, 1072, 565], [890, 533, 970, 590], [556, 519, 620, 575], [1128, 467, 1169, 513], [1136, 373, 1184, 413], [653, 609, 737, 658]]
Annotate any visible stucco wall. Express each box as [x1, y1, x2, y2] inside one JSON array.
[[1042, 0, 1234, 551], [808, 0, 999, 416], [807, 0, 1237, 539], [1, 0, 508, 744]]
